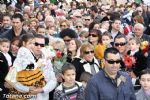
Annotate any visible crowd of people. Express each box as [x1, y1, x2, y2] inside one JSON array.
[[0, 0, 150, 100]]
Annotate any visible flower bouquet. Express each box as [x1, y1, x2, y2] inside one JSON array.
[[123, 55, 136, 71], [140, 41, 149, 54]]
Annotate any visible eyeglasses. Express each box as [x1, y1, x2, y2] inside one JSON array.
[[85, 19, 90, 21], [89, 34, 98, 37], [76, 26, 82, 28], [105, 59, 121, 64], [84, 50, 94, 55], [34, 42, 45, 47], [114, 42, 126, 47]]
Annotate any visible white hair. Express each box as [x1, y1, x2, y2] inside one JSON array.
[[134, 23, 145, 30]]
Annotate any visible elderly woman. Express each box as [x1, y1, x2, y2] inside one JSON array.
[[72, 43, 100, 81]]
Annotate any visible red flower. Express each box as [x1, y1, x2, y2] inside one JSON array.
[[123, 55, 136, 70], [56, 51, 62, 58]]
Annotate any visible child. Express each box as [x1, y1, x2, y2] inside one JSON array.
[[0, 38, 12, 67], [136, 69, 150, 100], [95, 31, 112, 61], [0, 38, 11, 100], [127, 37, 147, 77], [79, 72, 92, 88], [8, 34, 46, 99], [101, 31, 113, 47], [54, 63, 85, 100]]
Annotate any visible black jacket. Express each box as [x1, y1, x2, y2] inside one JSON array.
[[0, 28, 27, 41]]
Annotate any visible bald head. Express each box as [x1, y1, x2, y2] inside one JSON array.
[[134, 23, 145, 37]]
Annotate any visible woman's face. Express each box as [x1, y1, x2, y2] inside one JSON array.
[[83, 47, 94, 62], [68, 40, 77, 52], [88, 32, 99, 45], [140, 74, 150, 91], [11, 40, 20, 55]]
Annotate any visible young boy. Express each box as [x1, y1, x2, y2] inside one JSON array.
[[101, 31, 113, 47], [0, 38, 12, 100], [53, 63, 85, 100]]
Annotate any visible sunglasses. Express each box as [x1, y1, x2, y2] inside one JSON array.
[[34, 42, 45, 47], [106, 59, 121, 64], [84, 50, 94, 55], [114, 42, 126, 47], [64, 39, 71, 42], [76, 26, 82, 28], [60, 25, 67, 27], [89, 34, 98, 37], [85, 19, 90, 21]]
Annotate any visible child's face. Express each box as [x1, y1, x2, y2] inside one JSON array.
[[102, 35, 111, 45], [140, 74, 150, 91], [24, 39, 35, 51], [0, 42, 10, 53], [128, 40, 139, 51], [62, 69, 76, 86]]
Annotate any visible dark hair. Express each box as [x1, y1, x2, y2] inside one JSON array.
[[89, 29, 102, 43], [12, 13, 24, 22], [114, 34, 127, 44], [20, 34, 34, 46], [139, 69, 150, 79], [90, 6, 98, 13], [60, 28, 78, 39], [36, 24, 45, 31], [89, 21, 100, 31], [104, 47, 120, 59], [0, 38, 10, 45], [2, 13, 12, 20], [80, 72, 92, 82], [61, 63, 76, 75], [11, 36, 21, 48]]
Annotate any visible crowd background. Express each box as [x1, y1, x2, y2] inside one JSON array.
[[0, 0, 150, 100]]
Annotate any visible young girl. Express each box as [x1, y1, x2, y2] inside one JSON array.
[[136, 69, 150, 100], [54, 63, 85, 100]]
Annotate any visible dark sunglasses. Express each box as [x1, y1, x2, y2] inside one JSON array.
[[64, 39, 71, 42], [89, 34, 98, 37], [85, 19, 90, 21], [60, 25, 67, 27], [84, 50, 94, 55], [76, 26, 82, 28], [34, 42, 45, 47], [115, 42, 126, 47], [106, 59, 121, 64]]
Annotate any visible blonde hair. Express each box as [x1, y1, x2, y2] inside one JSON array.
[[80, 43, 94, 58]]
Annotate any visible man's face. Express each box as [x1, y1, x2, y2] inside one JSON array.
[[111, 20, 121, 31], [32, 38, 45, 57], [114, 38, 127, 54], [134, 25, 144, 37], [83, 16, 92, 26], [3, 16, 11, 28], [104, 53, 121, 75], [12, 18, 23, 30]]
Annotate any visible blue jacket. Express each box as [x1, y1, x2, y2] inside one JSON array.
[[85, 70, 136, 100]]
